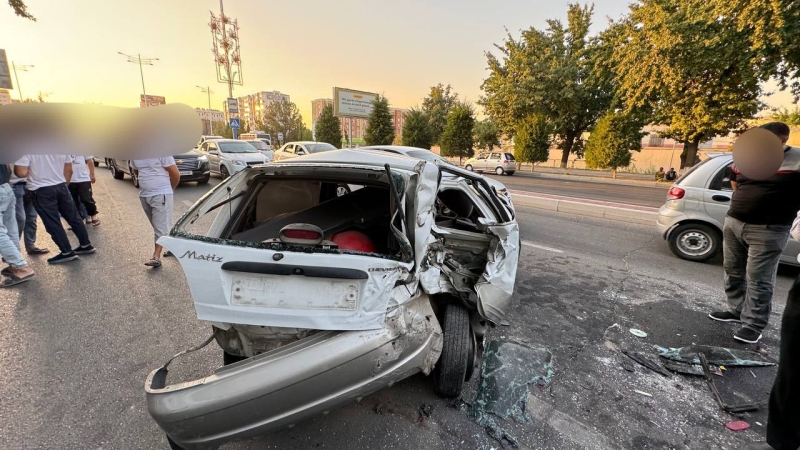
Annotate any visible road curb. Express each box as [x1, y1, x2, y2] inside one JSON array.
[[513, 192, 659, 226], [509, 170, 669, 188]]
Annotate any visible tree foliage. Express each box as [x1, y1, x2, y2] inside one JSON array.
[[9, 0, 35, 20], [422, 83, 459, 146], [481, 4, 613, 168], [401, 108, 433, 149], [299, 126, 313, 141], [314, 104, 342, 148], [212, 121, 233, 139], [773, 107, 800, 126], [263, 100, 305, 143], [474, 119, 500, 152], [513, 115, 552, 169], [585, 112, 646, 177], [439, 102, 475, 161], [609, 0, 763, 168], [364, 95, 395, 146]]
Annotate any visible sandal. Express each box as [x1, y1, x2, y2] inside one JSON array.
[[0, 272, 35, 287], [1, 267, 11, 277], [144, 258, 162, 268], [92, 219, 101, 226]]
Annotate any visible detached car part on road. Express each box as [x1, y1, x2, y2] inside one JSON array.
[[657, 152, 800, 265], [145, 150, 519, 449]]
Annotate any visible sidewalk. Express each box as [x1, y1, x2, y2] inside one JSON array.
[[511, 190, 660, 226], [510, 167, 672, 188]]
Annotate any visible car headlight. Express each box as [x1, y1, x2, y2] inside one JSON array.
[[231, 159, 245, 166], [197, 155, 208, 163]]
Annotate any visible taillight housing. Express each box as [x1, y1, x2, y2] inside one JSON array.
[[502, 160, 509, 164], [667, 186, 685, 200]]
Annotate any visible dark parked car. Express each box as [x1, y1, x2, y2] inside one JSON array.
[[109, 150, 211, 187]]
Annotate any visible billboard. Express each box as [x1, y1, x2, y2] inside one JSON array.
[[140, 94, 166, 108], [333, 87, 377, 118], [0, 50, 12, 90]]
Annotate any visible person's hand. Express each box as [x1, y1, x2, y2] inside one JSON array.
[[91, 175, 96, 184]]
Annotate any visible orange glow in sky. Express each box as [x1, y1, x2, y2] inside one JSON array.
[[1, 0, 795, 125]]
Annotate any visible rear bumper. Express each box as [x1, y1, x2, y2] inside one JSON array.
[[657, 205, 687, 239], [145, 296, 442, 450]]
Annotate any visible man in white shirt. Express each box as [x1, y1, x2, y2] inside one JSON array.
[[9, 159, 48, 255], [14, 155, 96, 264], [130, 157, 179, 267], [69, 155, 100, 226]]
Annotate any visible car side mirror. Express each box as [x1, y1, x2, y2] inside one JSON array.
[[208, 150, 218, 155]]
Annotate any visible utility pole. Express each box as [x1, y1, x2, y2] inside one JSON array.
[[11, 62, 33, 101], [209, 0, 242, 138], [197, 85, 214, 134], [118, 52, 159, 107]]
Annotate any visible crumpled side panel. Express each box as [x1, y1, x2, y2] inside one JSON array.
[[475, 223, 520, 325]]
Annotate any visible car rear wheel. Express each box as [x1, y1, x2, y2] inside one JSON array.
[[434, 304, 472, 398], [465, 164, 473, 171], [167, 435, 185, 450], [93, 159, 99, 167], [668, 223, 721, 262], [110, 162, 124, 180], [220, 165, 230, 179], [495, 166, 505, 175], [197, 175, 210, 185]]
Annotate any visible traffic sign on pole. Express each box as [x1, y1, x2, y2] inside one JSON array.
[[227, 98, 239, 114], [229, 117, 240, 129], [277, 132, 284, 143]]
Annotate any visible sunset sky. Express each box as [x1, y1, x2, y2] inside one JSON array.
[[1, 0, 796, 126]]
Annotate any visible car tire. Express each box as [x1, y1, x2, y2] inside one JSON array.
[[506, 171, 515, 176], [167, 435, 185, 450], [223, 350, 247, 366], [110, 162, 125, 180], [93, 159, 99, 167], [197, 175, 210, 185], [495, 167, 505, 175], [220, 165, 230, 179], [668, 223, 721, 262], [434, 304, 472, 398], [130, 166, 139, 188], [465, 164, 473, 171], [105, 158, 112, 169]]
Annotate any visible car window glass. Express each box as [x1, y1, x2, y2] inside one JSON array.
[[478, 153, 488, 160], [489, 153, 500, 160], [295, 146, 306, 155], [283, 144, 294, 153], [208, 143, 217, 151], [708, 162, 733, 191]]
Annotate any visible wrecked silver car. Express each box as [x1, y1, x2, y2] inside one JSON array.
[[145, 149, 520, 449]]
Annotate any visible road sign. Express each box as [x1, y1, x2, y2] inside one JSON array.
[[0, 50, 12, 90], [227, 98, 238, 114], [229, 117, 240, 129], [277, 132, 284, 143]]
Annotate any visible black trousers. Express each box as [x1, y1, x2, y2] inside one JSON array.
[[768, 274, 800, 450], [29, 183, 90, 254], [68, 181, 98, 217]]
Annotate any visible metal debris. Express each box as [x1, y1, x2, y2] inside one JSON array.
[[655, 345, 776, 367], [634, 390, 653, 398], [622, 350, 672, 377]]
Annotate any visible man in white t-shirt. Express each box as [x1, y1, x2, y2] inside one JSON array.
[[69, 155, 100, 226], [14, 155, 96, 264], [130, 157, 179, 267]]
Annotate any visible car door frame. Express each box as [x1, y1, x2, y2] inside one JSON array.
[[205, 142, 221, 173], [474, 152, 489, 171]]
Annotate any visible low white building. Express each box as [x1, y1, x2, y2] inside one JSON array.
[[196, 108, 226, 135]]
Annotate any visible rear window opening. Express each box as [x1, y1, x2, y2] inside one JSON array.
[[435, 188, 485, 233], [222, 176, 400, 259]]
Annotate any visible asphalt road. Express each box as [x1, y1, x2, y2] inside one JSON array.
[[485, 173, 670, 208], [0, 166, 793, 450]]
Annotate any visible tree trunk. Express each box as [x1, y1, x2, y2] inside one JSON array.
[[530, 163, 534, 172], [560, 134, 576, 169], [684, 139, 700, 172], [612, 168, 617, 179]]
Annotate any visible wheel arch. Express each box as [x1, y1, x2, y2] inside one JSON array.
[[666, 219, 722, 242]]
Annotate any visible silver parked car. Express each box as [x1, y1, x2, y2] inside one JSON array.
[[272, 141, 339, 161], [464, 151, 516, 175], [146, 150, 519, 449], [657, 153, 800, 264]]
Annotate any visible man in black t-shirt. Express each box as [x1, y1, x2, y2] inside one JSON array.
[[709, 122, 800, 344], [665, 168, 677, 181]]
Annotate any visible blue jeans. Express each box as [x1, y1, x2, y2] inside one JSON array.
[[0, 183, 26, 268], [29, 183, 90, 254], [12, 182, 38, 249]]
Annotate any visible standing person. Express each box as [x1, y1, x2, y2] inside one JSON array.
[[9, 158, 49, 255], [708, 122, 800, 343], [14, 155, 96, 264], [130, 157, 179, 267], [68, 155, 100, 226], [0, 163, 35, 287], [742, 275, 800, 450], [665, 167, 678, 181]]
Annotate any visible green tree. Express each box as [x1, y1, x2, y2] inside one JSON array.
[[9, 0, 35, 20], [264, 100, 305, 143], [212, 121, 233, 139], [609, 0, 763, 168], [513, 114, 552, 171], [314, 104, 342, 148], [401, 108, 433, 149], [481, 4, 614, 168], [364, 95, 395, 145], [474, 119, 500, 152], [439, 102, 475, 163], [584, 112, 646, 178], [299, 126, 313, 141], [773, 107, 800, 126], [422, 83, 459, 145]]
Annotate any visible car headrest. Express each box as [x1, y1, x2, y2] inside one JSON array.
[[438, 189, 474, 218]]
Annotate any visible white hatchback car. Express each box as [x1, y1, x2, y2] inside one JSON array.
[[657, 153, 800, 265], [273, 141, 339, 161], [198, 139, 268, 178]]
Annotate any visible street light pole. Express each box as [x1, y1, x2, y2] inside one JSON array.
[[197, 85, 214, 134], [118, 52, 159, 107], [11, 62, 33, 101]]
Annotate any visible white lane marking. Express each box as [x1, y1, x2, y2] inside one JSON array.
[[521, 240, 564, 253]]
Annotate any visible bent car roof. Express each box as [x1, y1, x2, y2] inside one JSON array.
[[269, 148, 426, 171]]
